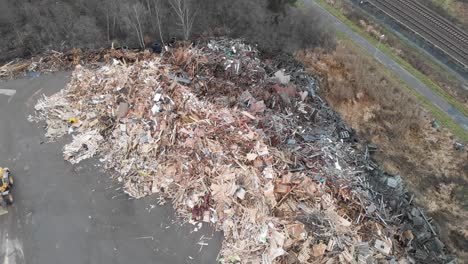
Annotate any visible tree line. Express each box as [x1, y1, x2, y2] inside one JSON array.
[[0, 0, 334, 60]]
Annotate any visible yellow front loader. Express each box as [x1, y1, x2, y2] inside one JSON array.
[[0, 167, 14, 216]]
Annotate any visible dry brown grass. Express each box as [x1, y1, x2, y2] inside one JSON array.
[[166, 46, 208, 77], [298, 44, 423, 137], [297, 42, 468, 260]]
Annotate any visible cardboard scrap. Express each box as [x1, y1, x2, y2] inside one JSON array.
[[312, 242, 327, 257]]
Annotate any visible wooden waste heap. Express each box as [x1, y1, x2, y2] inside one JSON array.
[[31, 39, 452, 263]]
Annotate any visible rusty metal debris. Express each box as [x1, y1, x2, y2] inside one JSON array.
[[31, 39, 456, 263]]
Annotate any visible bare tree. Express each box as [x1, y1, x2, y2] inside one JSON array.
[[169, 0, 196, 40], [106, 8, 110, 44], [0, 0, 335, 56], [153, 0, 165, 46], [133, 3, 145, 49]]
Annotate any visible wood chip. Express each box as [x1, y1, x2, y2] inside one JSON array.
[[312, 243, 327, 257], [241, 111, 256, 120]]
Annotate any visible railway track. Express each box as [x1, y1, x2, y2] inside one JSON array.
[[401, 0, 468, 45], [367, 0, 468, 68], [374, 0, 468, 60]]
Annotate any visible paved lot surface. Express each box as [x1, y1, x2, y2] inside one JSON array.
[[306, 0, 468, 130], [0, 72, 221, 264]]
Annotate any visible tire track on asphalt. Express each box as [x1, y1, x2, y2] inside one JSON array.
[[0, 212, 25, 264], [0, 89, 16, 103]]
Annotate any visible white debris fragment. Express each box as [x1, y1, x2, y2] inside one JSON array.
[[335, 161, 342, 170], [374, 239, 392, 255], [273, 70, 290, 85], [63, 130, 103, 164], [236, 188, 246, 200], [153, 93, 162, 102], [151, 104, 160, 114]]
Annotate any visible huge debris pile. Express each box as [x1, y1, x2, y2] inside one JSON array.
[[31, 39, 455, 263]]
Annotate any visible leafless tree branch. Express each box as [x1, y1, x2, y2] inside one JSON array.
[[169, 0, 196, 40]]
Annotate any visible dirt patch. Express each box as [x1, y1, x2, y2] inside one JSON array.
[[298, 41, 468, 261]]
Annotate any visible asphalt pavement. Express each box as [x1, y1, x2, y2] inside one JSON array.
[[306, 0, 468, 131], [0, 72, 222, 264]]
